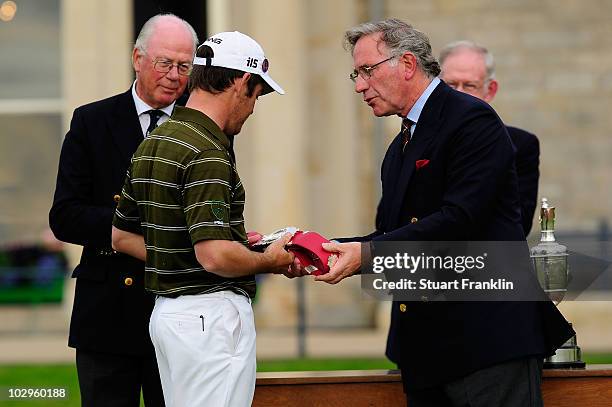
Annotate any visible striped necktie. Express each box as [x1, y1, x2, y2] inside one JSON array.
[[401, 118, 414, 152], [146, 110, 164, 136]]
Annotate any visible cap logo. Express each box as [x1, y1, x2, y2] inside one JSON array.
[[194, 31, 284, 94], [246, 57, 259, 69]]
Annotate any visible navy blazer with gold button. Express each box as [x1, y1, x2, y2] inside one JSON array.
[[50, 89, 155, 355], [353, 81, 573, 390]]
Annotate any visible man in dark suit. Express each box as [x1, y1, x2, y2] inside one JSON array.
[[318, 19, 573, 406], [439, 40, 540, 236], [49, 14, 197, 406]]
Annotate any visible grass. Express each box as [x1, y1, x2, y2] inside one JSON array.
[[0, 358, 394, 407], [0, 354, 609, 406], [0, 364, 78, 407], [582, 353, 612, 365], [258, 357, 396, 372]]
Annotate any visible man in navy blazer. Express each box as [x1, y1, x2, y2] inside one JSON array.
[[319, 19, 573, 406], [439, 40, 540, 236], [49, 14, 197, 406]]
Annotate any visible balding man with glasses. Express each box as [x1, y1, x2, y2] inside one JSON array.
[[49, 14, 197, 406], [439, 40, 540, 236]]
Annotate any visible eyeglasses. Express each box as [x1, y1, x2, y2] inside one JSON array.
[[446, 80, 486, 92], [152, 58, 193, 76], [349, 56, 395, 82]]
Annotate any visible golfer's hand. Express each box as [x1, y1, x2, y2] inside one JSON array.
[[264, 233, 295, 274]]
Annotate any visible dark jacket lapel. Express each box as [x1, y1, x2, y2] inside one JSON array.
[[109, 89, 143, 164], [386, 82, 449, 229], [378, 135, 402, 231]]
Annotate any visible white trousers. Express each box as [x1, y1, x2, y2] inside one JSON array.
[[150, 291, 256, 407]]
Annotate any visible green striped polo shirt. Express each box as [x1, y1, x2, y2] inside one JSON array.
[[113, 106, 255, 298]]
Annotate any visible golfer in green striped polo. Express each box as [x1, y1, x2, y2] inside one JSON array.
[[111, 31, 301, 407]]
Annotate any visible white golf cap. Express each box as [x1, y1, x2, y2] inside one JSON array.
[[193, 31, 285, 95]]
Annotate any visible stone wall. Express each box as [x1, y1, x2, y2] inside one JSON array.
[[248, 0, 612, 331], [3, 1, 608, 335], [388, 0, 612, 232]]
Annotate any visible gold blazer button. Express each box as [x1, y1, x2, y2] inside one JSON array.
[[113, 194, 121, 203], [399, 303, 407, 312], [124, 277, 133, 286]]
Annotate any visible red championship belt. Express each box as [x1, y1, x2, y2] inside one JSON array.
[[286, 231, 337, 276]]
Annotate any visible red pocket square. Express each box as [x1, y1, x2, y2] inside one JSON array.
[[415, 159, 430, 170]]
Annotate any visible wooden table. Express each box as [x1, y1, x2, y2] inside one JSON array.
[[253, 365, 612, 406], [542, 365, 612, 407]]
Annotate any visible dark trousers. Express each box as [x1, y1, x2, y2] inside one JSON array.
[[406, 357, 543, 407], [76, 349, 165, 407]]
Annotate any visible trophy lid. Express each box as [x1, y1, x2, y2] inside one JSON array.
[[530, 240, 567, 256]]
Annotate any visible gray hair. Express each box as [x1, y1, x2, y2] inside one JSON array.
[[439, 40, 496, 81], [343, 18, 440, 78], [134, 14, 198, 55]]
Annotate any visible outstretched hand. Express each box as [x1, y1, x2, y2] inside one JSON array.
[[315, 241, 362, 284]]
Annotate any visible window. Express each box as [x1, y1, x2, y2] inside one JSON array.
[[0, 0, 61, 245]]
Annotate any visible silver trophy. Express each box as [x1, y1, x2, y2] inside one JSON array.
[[250, 226, 299, 252], [530, 198, 585, 368]]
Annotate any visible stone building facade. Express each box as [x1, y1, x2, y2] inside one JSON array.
[[1, 0, 609, 339]]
